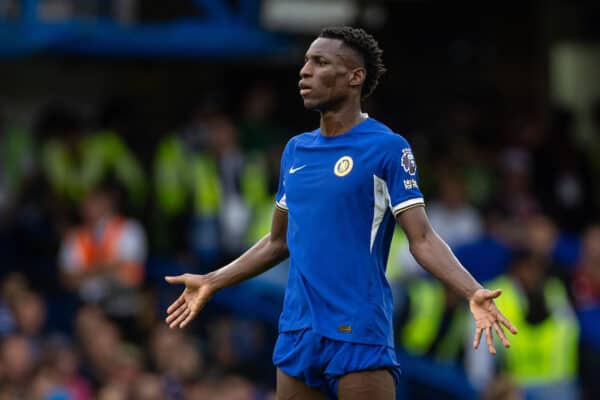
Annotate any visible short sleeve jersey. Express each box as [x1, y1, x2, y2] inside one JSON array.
[[275, 117, 424, 347]]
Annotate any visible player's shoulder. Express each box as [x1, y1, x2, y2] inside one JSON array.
[[367, 118, 412, 150], [283, 129, 320, 150]]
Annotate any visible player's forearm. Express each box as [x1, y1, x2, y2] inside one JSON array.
[[409, 230, 483, 300], [205, 233, 289, 291]]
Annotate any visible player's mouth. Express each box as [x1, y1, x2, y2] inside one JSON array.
[[299, 81, 312, 96]]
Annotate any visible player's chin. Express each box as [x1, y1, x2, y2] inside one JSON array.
[[302, 98, 321, 111]]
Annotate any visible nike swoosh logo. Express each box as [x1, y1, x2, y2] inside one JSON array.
[[289, 165, 307, 174]]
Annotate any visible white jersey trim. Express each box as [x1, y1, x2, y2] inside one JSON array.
[[392, 197, 425, 216], [371, 175, 391, 253], [276, 194, 288, 211]]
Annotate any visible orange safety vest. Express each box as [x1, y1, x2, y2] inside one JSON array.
[[72, 217, 143, 286]]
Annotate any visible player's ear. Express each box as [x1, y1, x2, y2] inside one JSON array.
[[348, 67, 366, 89]]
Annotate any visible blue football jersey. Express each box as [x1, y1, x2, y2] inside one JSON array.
[[275, 117, 424, 347]]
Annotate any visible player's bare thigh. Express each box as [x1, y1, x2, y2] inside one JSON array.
[[276, 368, 326, 400], [337, 369, 395, 400]]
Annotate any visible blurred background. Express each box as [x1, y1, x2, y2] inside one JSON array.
[[1, 0, 600, 399]]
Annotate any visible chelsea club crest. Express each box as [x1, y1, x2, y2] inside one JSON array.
[[334, 156, 354, 177]]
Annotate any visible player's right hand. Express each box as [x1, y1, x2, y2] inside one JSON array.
[[164, 274, 214, 329]]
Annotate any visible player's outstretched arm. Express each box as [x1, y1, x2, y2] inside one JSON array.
[[396, 206, 517, 355], [164, 207, 289, 329]]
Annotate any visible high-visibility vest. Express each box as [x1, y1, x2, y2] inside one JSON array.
[[154, 136, 223, 217], [0, 124, 34, 194], [386, 227, 409, 281], [42, 138, 82, 200], [191, 153, 222, 216], [241, 152, 270, 211], [154, 136, 271, 224], [42, 132, 146, 206], [489, 275, 579, 386], [242, 153, 273, 245], [400, 279, 468, 362], [246, 201, 275, 245], [154, 135, 189, 216], [70, 216, 143, 286]]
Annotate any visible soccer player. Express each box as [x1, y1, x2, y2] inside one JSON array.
[[164, 26, 517, 399]]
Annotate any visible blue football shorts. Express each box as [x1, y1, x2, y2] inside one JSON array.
[[273, 328, 401, 398]]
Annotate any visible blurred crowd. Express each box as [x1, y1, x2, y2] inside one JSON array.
[[1, 83, 600, 400]]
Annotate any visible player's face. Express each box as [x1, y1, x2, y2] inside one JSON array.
[[298, 38, 359, 111]]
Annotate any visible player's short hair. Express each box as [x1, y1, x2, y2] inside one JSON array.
[[319, 26, 386, 99]]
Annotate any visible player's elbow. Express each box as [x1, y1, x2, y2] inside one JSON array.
[[275, 240, 289, 260], [268, 234, 289, 261]]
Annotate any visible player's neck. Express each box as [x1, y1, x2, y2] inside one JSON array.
[[319, 99, 365, 137]]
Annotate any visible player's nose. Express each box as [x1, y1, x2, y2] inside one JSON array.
[[299, 62, 312, 79]]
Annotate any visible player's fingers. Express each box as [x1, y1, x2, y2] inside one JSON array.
[[165, 275, 186, 285], [169, 307, 190, 329], [493, 321, 510, 348], [473, 327, 483, 349], [165, 301, 187, 324], [485, 327, 496, 355], [166, 294, 185, 314], [497, 312, 518, 334], [179, 309, 197, 329], [485, 289, 502, 299]]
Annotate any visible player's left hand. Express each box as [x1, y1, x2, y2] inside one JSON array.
[[469, 288, 517, 355]]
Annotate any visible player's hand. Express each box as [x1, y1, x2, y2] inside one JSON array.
[[164, 273, 214, 329], [469, 288, 518, 355]]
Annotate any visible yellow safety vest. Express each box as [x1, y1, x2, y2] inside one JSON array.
[[400, 279, 468, 362], [386, 227, 409, 281], [41, 132, 146, 205], [80, 132, 146, 206], [154, 137, 271, 230], [489, 275, 579, 386], [154, 135, 191, 216], [0, 124, 34, 194], [191, 153, 222, 216], [242, 153, 273, 245], [42, 139, 82, 200]]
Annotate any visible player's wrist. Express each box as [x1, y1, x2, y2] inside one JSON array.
[[203, 270, 224, 293], [467, 285, 485, 302]]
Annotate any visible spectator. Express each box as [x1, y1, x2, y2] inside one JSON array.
[[207, 112, 251, 257], [10, 290, 46, 338], [0, 335, 37, 398], [154, 109, 271, 266], [0, 111, 36, 229], [39, 107, 146, 214], [96, 383, 128, 400], [427, 172, 483, 248], [0, 272, 28, 336], [469, 250, 579, 400], [573, 223, 600, 307], [59, 186, 147, 333], [453, 206, 512, 283], [43, 335, 93, 400], [132, 373, 166, 400], [397, 278, 468, 365], [482, 373, 522, 400], [534, 107, 594, 231], [238, 84, 286, 152], [497, 148, 541, 226]]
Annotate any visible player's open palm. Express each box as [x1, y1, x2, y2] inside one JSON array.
[[164, 274, 214, 329], [469, 288, 518, 355]]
